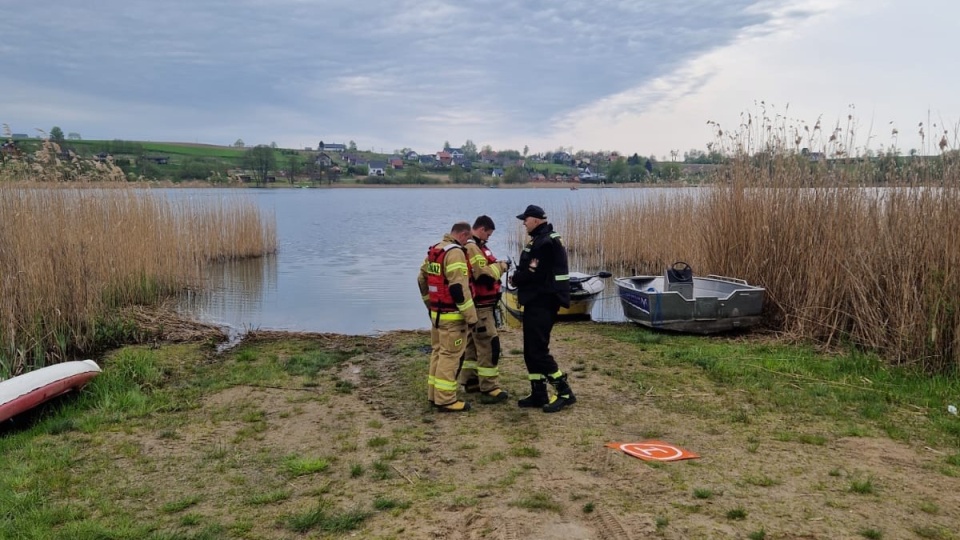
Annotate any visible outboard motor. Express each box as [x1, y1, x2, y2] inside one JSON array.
[[665, 261, 693, 299]]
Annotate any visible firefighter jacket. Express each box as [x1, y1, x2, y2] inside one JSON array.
[[465, 236, 507, 308], [417, 234, 479, 325], [511, 222, 571, 308]]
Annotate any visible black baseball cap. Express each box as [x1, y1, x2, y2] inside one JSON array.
[[516, 204, 546, 220]]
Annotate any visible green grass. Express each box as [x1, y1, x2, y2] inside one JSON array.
[[595, 323, 960, 448]]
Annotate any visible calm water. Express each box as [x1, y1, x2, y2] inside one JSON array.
[[174, 187, 678, 335]]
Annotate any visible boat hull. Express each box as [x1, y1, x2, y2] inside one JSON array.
[[501, 272, 605, 323], [0, 360, 101, 423], [615, 275, 765, 334]]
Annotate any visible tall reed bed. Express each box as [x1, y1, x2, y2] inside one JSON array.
[[0, 185, 276, 374], [565, 153, 960, 373]]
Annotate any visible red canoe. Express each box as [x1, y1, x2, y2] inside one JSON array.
[[0, 360, 102, 423]]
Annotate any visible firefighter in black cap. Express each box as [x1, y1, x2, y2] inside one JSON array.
[[510, 205, 576, 412]]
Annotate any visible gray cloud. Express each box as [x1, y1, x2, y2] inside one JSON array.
[[1, 0, 808, 151]]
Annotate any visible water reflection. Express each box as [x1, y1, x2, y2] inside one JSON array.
[[172, 187, 681, 335]]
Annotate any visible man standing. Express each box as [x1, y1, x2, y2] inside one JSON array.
[[418, 222, 478, 412], [458, 215, 510, 404], [511, 205, 575, 413]]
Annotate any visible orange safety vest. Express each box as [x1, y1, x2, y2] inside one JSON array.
[[425, 242, 463, 313], [471, 242, 502, 307]]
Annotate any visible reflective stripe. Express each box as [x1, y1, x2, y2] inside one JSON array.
[[489, 264, 502, 279], [429, 310, 464, 321], [461, 360, 478, 371], [446, 261, 469, 275], [428, 375, 436, 387], [434, 378, 458, 391], [555, 274, 569, 281], [421, 293, 430, 302], [528, 373, 545, 381], [477, 366, 499, 377], [548, 370, 563, 379], [456, 298, 475, 312]]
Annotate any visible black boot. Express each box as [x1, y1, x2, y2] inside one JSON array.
[[543, 374, 576, 413], [517, 380, 549, 408]]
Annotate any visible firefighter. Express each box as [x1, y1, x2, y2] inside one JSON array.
[[511, 205, 575, 413], [458, 215, 511, 404], [418, 221, 478, 412]]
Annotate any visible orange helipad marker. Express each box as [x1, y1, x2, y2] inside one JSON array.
[[605, 440, 699, 462]]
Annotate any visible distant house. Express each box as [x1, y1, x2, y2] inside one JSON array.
[[491, 168, 504, 178], [315, 152, 334, 167], [418, 155, 437, 167], [342, 153, 362, 166], [448, 147, 464, 158], [553, 151, 573, 165], [318, 141, 346, 153], [368, 161, 387, 176], [403, 150, 420, 161], [452, 157, 472, 169], [436, 151, 452, 166], [389, 157, 403, 169]]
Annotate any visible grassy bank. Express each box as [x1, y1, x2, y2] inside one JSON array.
[[1, 323, 958, 538], [0, 185, 276, 375]]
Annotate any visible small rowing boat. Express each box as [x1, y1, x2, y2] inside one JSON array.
[[0, 360, 101, 423]]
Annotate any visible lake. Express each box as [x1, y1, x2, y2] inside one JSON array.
[[174, 186, 678, 335]]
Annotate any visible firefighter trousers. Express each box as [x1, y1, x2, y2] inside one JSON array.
[[458, 306, 501, 392], [428, 319, 469, 406], [521, 300, 560, 378]]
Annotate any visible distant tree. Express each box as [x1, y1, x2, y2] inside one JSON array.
[[523, 145, 529, 157], [234, 139, 245, 148], [244, 145, 275, 187], [443, 140, 451, 151], [285, 154, 302, 184], [49, 126, 64, 142], [348, 140, 357, 151], [627, 153, 641, 166], [462, 140, 477, 159], [270, 141, 278, 149], [67, 132, 82, 140], [502, 165, 528, 184], [606, 159, 628, 183], [645, 159, 654, 174]]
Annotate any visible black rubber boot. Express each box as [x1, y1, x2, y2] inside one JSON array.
[[517, 380, 549, 408], [543, 374, 576, 413]]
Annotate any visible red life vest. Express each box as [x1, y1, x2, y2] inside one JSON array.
[[471, 241, 502, 307], [425, 242, 463, 313]]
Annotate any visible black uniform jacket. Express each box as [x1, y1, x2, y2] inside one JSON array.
[[512, 222, 571, 309]]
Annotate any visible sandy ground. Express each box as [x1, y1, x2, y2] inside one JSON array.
[[90, 323, 960, 539]]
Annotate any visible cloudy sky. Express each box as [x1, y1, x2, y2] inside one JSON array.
[[2, 0, 956, 158]]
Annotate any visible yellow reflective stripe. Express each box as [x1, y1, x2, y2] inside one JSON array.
[[469, 253, 487, 266], [428, 375, 436, 387], [434, 378, 458, 391], [528, 373, 545, 381], [477, 366, 499, 377], [555, 274, 569, 281], [429, 311, 464, 321], [457, 298, 475, 311], [548, 370, 563, 379], [446, 261, 468, 274], [421, 293, 430, 302], [490, 265, 502, 279], [461, 360, 478, 370]]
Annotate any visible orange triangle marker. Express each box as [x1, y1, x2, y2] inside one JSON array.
[[605, 440, 700, 462]]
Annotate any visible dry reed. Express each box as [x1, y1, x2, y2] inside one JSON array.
[[0, 184, 276, 374], [565, 107, 960, 373]]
